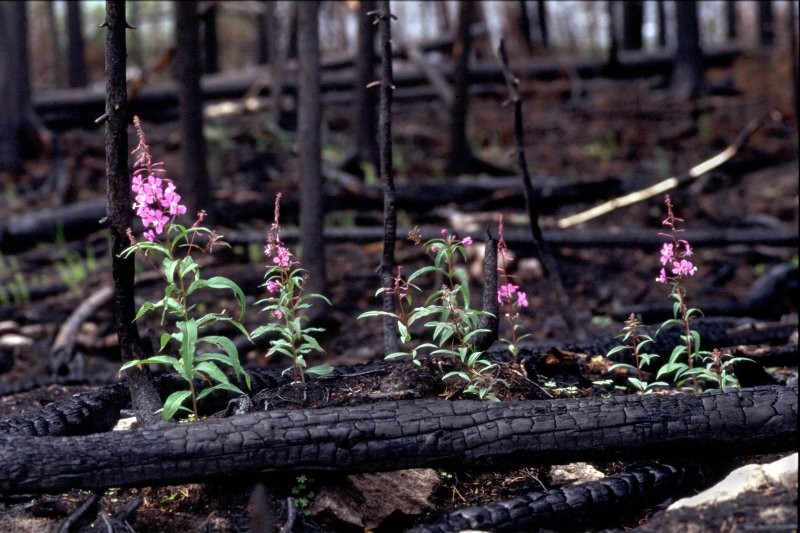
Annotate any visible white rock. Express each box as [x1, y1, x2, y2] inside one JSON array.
[[668, 453, 798, 511]]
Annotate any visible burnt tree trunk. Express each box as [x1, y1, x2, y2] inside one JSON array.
[[725, 0, 738, 41], [446, 0, 477, 175], [536, 0, 549, 49], [606, 1, 620, 72], [174, 0, 212, 219], [621, 0, 643, 51], [377, 0, 399, 355], [0, 1, 33, 175], [103, 0, 162, 426], [0, 386, 794, 494], [255, 0, 277, 65], [656, 0, 667, 48], [790, 0, 799, 144], [412, 461, 713, 533], [201, 2, 219, 74], [673, 0, 704, 98], [517, 0, 534, 54], [45, 0, 64, 86], [297, 1, 326, 298], [354, 0, 379, 170], [67, 0, 88, 88], [758, 0, 774, 47]]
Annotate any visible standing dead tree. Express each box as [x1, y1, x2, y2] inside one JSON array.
[[102, 0, 162, 425], [497, 40, 585, 340], [175, 0, 213, 219], [446, 0, 476, 175], [376, 1, 399, 355], [297, 1, 326, 300], [0, 1, 38, 175]]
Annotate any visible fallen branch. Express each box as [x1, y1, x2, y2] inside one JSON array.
[[557, 112, 782, 228], [49, 284, 115, 377], [0, 385, 794, 494]]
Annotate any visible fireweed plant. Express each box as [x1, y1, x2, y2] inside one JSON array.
[[496, 215, 531, 360], [609, 195, 749, 393], [607, 313, 668, 393], [249, 194, 332, 383], [120, 117, 250, 420], [359, 228, 505, 400]]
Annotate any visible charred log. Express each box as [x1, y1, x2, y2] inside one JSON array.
[[0, 385, 794, 495], [411, 460, 713, 533]]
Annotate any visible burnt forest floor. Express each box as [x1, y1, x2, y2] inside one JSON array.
[[0, 46, 798, 532]]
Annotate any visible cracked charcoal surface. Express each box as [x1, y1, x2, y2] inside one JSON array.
[[0, 385, 794, 494]]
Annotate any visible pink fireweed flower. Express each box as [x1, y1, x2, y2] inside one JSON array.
[[129, 117, 187, 240], [497, 283, 519, 304], [430, 244, 440, 252], [266, 280, 281, 294], [273, 246, 293, 268], [659, 243, 674, 265], [461, 236, 473, 246], [273, 309, 283, 319], [516, 291, 529, 308], [655, 194, 700, 284], [672, 259, 697, 277], [441, 228, 448, 237]]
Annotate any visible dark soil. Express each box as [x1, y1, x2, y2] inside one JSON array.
[[0, 45, 797, 532]]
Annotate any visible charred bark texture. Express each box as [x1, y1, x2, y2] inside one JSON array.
[[103, 0, 163, 425], [66, 0, 88, 88], [673, 0, 704, 97], [446, 0, 477, 174], [0, 386, 794, 495], [377, 1, 399, 355], [0, 1, 33, 174], [412, 461, 712, 533], [0, 383, 128, 437], [472, 229, 498, 352], [354, 0, 379, 169], [297, 1, 326, 299], [174, 0, 212, 219]]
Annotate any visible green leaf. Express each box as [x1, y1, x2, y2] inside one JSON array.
[[357, 310, 400, 320], [163, 257, 178, 285], [187, 276, 247, 319], [397, 321, 411, 344], [408, 306, 443, 324], [134, 301, 159, 322], [606, 345, 631, 357], [407, 265, 439, 284], [197, 382, 245, 401], [194, 361, 230, 384], [608, 363, 638, 372], [442, 371, 471, 383], [306, 365, 334, 377], [453, 268, 470, 303], [177, 319, 198, 374], [162, 390, 193, 420], [627, 377, 648, 392], [199, 335, 239, 360], [463, 328, 490, 343]]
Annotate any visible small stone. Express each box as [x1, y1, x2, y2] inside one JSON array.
[[549, 462, 605, 485]]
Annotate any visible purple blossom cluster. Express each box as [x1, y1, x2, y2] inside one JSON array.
[[656, 195, 698, 284], [130, 117, 187, 241], [497, 282, 529, 308]]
